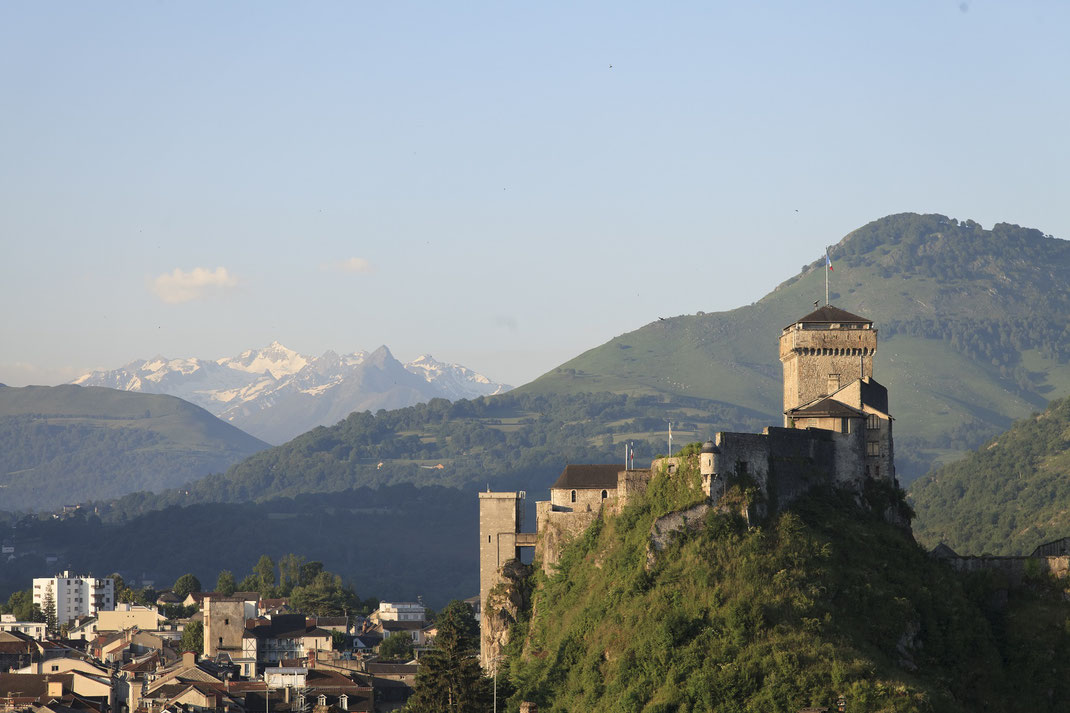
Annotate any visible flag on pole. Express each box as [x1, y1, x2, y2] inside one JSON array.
[[825, 249, 834, 271]]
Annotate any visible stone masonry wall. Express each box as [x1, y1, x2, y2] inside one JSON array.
[[780, 325, 877, 417], [535, 501, 599, 573]]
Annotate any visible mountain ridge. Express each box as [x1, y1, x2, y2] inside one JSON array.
[[73, 342, 512, 444]]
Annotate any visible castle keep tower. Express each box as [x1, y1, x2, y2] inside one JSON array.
[[779, 305, 877, 418], [478, 491, 535, 668]]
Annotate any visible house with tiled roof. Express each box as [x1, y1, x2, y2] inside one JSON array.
[[242, 615, 331, 674]]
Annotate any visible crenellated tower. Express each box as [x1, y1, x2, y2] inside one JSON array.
[[779, 305, 878, 420]]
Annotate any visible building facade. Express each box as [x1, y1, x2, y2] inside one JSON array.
[[32, 571, 114, 626]]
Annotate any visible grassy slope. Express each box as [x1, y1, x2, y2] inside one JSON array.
[[506, 459, 1070, 713], [911, 395, 1070, 555], [0, 384, 267, 510], [519, 214, 1070, 482]]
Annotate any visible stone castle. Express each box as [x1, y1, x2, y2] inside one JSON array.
[[478, 304, 898, 666]]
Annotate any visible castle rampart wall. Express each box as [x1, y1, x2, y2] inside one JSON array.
[[535, 501, 599, 572], [939, 555, 1070, 583]]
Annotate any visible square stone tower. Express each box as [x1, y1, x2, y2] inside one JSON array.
[[478, 491, 525, 667], [779, 305, 877, 421]]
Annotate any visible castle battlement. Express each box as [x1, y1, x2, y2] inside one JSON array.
[[478, 303, 897, 668]]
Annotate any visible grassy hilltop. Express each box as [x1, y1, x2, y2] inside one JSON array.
[[505, 457, 1070, 713]]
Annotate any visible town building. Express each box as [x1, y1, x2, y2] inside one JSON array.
[[0, 615, 46, 641], [32, 571, 114, 627], [372, 602, 426, 624]]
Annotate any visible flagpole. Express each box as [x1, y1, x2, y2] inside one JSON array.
[[825, 247, 830, 305]]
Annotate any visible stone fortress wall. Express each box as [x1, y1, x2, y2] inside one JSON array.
[[478, 305, 903, 667]]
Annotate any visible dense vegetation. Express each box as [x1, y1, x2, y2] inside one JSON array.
[[504, 457, 1070, 712], [910, 395, 1070, 556], [0, 385, 267, 510], [406, 600, 490, 712]]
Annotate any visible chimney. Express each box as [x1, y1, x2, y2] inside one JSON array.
[[183, 650, 197, 668], [47, 680, 64, 699]]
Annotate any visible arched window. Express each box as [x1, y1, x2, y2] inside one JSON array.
[[601, 490, 608, 500], [570, 490, 576, 503]]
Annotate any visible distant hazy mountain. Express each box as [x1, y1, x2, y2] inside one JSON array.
[[0, 384, 268, 511], [74, 343, 511, 444]]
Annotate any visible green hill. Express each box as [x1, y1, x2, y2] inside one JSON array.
[[910, 395, 1070, 556], [93, 391, 769, 517], [0, 384, 268, 511], [503, 458, 1070, 712], [520, 213, 1070, 482]]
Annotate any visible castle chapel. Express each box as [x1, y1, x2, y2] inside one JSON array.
[[478, 304, 896, 666]]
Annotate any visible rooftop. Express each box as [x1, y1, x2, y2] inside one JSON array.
[[787, 304, 872, 328], [551, 464, 621, 491]]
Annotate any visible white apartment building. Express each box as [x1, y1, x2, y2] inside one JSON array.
[[0, 613, 47, 639], [32, 570, 114, 626], [375, 601, 426, 623]]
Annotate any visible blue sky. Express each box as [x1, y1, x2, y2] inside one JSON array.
[[2, 1, 1067, 387]]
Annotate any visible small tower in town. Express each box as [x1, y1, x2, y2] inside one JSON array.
[[779, 305, 878, 420]]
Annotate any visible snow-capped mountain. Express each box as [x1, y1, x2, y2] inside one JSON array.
[[73, 343, 512, 444]]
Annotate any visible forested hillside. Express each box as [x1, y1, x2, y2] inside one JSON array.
[[522, 213, 1070, 481], [0, 385, 267, 510], [505, 458, 1070, 712], [910, 395, 1070, 555], [0, 485, 473, 607], [92, 391, 768, 519]]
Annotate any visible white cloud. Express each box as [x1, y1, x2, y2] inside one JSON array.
[[151, 266, 238, 304], [322, 257, 374, 274]]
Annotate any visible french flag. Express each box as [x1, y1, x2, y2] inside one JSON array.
[[825, 249, 833, 271]]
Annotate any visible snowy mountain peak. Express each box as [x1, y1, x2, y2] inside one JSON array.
[[404, 354, 511, 396], [73, 343, 511, 444], [218, 341, 308, 379]]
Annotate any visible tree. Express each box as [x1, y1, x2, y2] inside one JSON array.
[[378, 631, 414, 661], [254, 555, 276, 595], [406, 600, 490, 713], [137, 586, 158, 607], [172, 573, 202, 599], [300, 560, 324, 587], [289, 571, 358, 616], [216, 570, 237, 597], [278, 553, 305, 595], [237, 574, 261, 594], [109, 573, 136, 604], [181, 619, 203, 653], [42, 583, 58, 634], [3, 589, 39, 622]]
